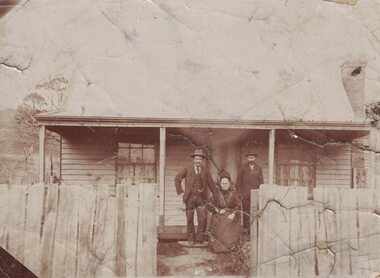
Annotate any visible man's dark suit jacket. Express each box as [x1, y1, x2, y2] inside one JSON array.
[[235, 162, 264, 198], [174, 165, 216, 203]]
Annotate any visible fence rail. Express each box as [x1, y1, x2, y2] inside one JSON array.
[[0, 183, 157, 278]]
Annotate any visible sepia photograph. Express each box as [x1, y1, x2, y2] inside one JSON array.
[[1, 0, 380, 277]]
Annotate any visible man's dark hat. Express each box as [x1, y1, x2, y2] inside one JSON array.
[[190, 148, 206, 158]]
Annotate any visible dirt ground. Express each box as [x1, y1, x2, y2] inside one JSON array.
[[157, 241, 250, 276]]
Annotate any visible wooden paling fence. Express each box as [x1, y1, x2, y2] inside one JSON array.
[[250, 184, 380, 277], [0, 183, 157, 278]]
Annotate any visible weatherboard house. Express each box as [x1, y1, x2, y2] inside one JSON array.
[[35, 65, 374, 238], [33, 1, 378, 238]]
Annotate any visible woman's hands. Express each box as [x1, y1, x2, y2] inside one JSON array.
[[227, 212, 236, 220], [218, 209, 235, 220]]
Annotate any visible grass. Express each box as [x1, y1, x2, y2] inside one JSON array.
[[0, 108, 61, 184], [0, 139, 60, 184]]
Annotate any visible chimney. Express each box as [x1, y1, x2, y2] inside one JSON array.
[[341, 60, 366, 120]]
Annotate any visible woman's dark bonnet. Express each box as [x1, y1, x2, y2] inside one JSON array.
[[219, 169, 231, 183]]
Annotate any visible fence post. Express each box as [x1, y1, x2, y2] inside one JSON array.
[[115, 184, 126, 276], [126, 183, 157, 277], [39, 184, 59, 278], [39, 125, 46, 184], [137, 183, 157, 276]]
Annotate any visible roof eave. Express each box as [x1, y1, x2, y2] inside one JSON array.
[[35, 115, 372, 131]]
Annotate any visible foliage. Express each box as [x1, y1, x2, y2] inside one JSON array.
[[11, 75, 68, 172], [366, 101, 380, 128], [14, 76, 68, 137], [35, 76, 68, 110], [15, 93, 46, 137]]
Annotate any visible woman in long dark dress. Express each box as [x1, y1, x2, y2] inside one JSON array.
[[207, 170, 242, 253]]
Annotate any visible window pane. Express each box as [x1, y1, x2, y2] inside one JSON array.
[[277, 164, 315, 187], [130, 147, 143, 162], [118, 143, 130, 148], [139, 165, 156, 183], [118, 148, 130, 161], [117, 164, 134, 183], [143, 148, 155, 162], [134, 165, 141, 179]]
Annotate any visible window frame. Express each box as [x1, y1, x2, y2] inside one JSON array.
[[116, 142, 157, 184]]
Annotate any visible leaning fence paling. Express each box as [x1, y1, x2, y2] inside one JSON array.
[[0, 183, 157, 278], [251, 184, 380, 277]]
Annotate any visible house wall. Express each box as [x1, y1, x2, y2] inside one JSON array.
[[57, 128, 368, 229], [315, 144, 352, 188], [275, 135, 355, 189], [164, 140, 194, 226], [60, 137, 116, 185]]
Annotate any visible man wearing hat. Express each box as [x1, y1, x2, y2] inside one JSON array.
[[235, 150, 263, 235], [175, 148, 216, 244]]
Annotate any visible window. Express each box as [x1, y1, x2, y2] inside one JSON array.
[[276, 144, 316, 188], [116, 143, 156, 184], [277, 162, 315, 188]]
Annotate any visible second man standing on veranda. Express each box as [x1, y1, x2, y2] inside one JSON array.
[[235, 150, 263, 235]]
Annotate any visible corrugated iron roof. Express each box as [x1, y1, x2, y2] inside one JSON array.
[[27, 0, 378, 125]]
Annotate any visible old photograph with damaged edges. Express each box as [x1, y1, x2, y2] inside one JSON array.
[[1, 0, 380, 277]]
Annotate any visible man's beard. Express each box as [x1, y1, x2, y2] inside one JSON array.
[[249, 161, 255, 165]]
